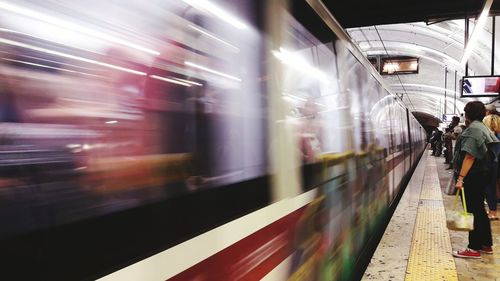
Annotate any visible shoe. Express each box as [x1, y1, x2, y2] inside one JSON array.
[[480, 246, 493, 254], [452, 248, 481, 259], [488, 214, 499, 221]]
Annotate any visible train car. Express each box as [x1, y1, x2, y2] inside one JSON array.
[[0, 0, 427, 280]]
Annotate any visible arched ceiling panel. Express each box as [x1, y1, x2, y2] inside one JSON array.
[[346, 19, 498, 119]]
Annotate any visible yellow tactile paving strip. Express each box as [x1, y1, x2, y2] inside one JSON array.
[[419, 181, 444, 200], [405, 157, 459, 281]]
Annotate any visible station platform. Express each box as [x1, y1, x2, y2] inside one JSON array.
[[362, 151, 500, 281]]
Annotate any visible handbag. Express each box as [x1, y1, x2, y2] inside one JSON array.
[[446, 189, 474, 231]]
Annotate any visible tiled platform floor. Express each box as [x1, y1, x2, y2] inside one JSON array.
[[363, 149, 500, 281]]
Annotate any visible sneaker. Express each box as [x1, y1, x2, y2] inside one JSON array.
[[452, 248, 481, 259], [480, 246, 493, 254], [489, 215, 499, 221]]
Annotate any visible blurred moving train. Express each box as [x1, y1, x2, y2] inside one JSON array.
[[0, 0, 426, 280]]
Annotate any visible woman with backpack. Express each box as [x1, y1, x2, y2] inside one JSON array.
[[453, 101, 499, 258]]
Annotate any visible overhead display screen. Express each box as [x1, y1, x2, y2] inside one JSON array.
[[380, 57, 418, 75], [462, 76, 500, 97]]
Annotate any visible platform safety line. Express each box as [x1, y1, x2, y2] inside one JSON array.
[[404, 156, 458, 281]]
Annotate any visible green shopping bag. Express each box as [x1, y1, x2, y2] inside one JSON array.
[[446, 189, 474, 231]]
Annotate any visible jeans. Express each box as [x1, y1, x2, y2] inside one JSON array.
[[464, 172, 493, 250]]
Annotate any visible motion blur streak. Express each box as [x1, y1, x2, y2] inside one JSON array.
[[1, 58, 100, 77], [172, 77, 203, 86], [188, 24, 240, 52], [150, 75, 192, 87], [0, 37, 147, 75], [185, 61, 242, 81], [0, 0, 160, 55], [183, 0, 249, 29]]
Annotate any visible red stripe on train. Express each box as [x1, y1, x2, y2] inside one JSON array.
[[167, 208, 305, 281]]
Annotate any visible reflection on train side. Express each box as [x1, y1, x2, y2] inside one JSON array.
[[0, 0, 267, 237], [0, 0, 427, 280]]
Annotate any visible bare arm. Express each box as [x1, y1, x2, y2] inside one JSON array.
[[455, 153, 475, 189]]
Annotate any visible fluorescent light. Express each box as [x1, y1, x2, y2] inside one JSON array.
[[273, 48, 330, 83], [0, 37, 147, 76], [150, 75, 192, 87], [0, 1, 159, 55], [184, 61, 241, 82], [461, 0, 493, 65], [105, 120, 118, 124], [188, 24, 239, 52], [183, 0, 248, 30]]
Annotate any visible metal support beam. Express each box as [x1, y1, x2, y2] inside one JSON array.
[[454, 70, 457, 114], [465, 17, 469, 76], [444, 67, 447, 115], [461, 0, 494, 65], [439, 98, 442, 118], [492, 16, 496, 75]]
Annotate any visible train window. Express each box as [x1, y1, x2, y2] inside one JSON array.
[[345, 52, 374, 152], [371, 83, 393, 154], [278, 10, 354, 190]]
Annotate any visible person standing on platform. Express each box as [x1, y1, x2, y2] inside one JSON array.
[[485, 104, 498, 116], [483, 113, 500, 220], [445, 116, 461, 169], [444, 128, 453, 167], [453, 101, 499, 258], [484, 104, 500, 215], [430, 128, 443, 156]]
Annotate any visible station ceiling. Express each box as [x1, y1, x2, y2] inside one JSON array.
[[325, 0, 500, 28], [324, 0, 500, 122]]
